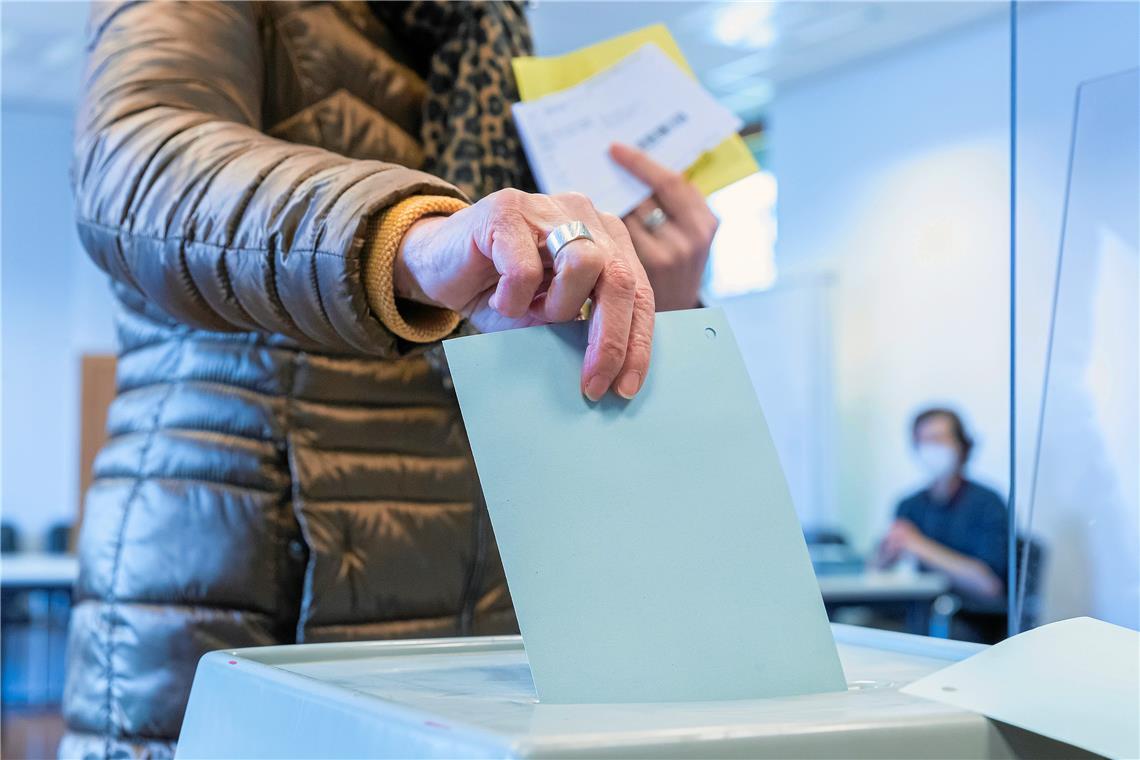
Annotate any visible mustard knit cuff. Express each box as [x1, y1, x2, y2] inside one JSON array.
[[363, 195, 469, 343]]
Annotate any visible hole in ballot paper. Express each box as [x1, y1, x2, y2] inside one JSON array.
[[705, 327, 717, 339]]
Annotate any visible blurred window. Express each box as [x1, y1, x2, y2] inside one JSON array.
[[706, 170, 778, 299]]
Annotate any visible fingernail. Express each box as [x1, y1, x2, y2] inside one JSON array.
[[616, 371, 642, 399], [584, 375, 608, 402]]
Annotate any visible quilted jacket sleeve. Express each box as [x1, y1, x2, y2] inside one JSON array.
[[73, 1, 467, 356]]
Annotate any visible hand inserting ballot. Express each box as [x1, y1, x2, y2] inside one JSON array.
[[395, 188, 656, 401]]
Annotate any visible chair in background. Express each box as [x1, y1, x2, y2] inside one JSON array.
[[1, 454, 85, 711], [0, 356, 114, 711], [803, 527, 849, 546], [1, 522, 19, 553], [1013, 537, 1046, 631], [1, 523, 32, 704], [44, 524, 72, 555], [42, 519, 75, 651], [929, 537, 1047, 642], [803, 527, 865, 577]]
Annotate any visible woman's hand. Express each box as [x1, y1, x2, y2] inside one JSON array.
[[610, 143, 719, 311], [395, 188, 655, 401]]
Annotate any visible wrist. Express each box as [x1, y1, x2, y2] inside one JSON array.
[[906, 533, 932, 559], [394, 216, 448, 307], [362, 195, 467, 344]]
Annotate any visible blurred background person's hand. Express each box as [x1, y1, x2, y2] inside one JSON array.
[[873, 518, 922, 568]]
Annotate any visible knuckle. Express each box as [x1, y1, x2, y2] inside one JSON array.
[[635, 284, 657, 312], [487, 188, 524, 216], [611, 224, 635, 249], [627, 329, 653, 360], [654, 241, 681, 269], [560, 246, 603, 274], [531, 193, 562, 219], [638, 244, 666, 267], [666, 234, 690, 257], [696, 243, 713, 266], [664, 172, 687, 194], [604, 213, 634, 243], [556, 191, 592, 209], [705, 216, 720, 245], [505, 259, 543, 287], [596, 336, 627, 366], [605, 260, 638, 293], [548, 299, 581, 322], [682, 234, 706, 260]]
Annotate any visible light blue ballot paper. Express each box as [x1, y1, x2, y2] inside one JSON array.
[[443, 308, 845, 703]]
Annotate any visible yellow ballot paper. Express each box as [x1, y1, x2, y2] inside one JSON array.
[[512, 24, 758, 198]]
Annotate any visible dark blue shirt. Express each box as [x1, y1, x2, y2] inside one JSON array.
[[896, 479, 1009, 582]]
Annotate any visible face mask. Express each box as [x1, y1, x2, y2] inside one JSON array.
[[915, 442, 959, 480]]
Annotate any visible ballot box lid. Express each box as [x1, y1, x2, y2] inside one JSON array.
[[175, 625, 1036, 759]]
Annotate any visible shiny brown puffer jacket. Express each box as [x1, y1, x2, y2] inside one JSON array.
[[62, 3, 516, 758]]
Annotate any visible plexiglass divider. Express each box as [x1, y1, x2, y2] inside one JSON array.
[[1014, 1, 1139, 634]]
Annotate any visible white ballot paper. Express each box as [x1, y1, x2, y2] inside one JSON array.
[[903, 617, 1140, 759], [512, 44, 743, 216], [443, 308, 845, 703]]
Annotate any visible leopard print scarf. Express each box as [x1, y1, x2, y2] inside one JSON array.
[[370, 1, 537, 201]]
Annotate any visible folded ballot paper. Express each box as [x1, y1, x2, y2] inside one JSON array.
[[512, 26, 756, 217], [903, 617, 1140, 759], [444, 309, 846, 703]]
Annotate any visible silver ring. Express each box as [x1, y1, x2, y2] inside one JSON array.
[[641, 206, 668, 233], [545, 221, 594, 258]]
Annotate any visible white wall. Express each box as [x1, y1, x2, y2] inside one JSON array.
[[1, 105, 117, 548], [721, 278, 837, 530], [766, 1, 1138, 626], [768, 1, 1011, 551]]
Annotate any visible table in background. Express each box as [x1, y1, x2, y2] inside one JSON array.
[[1, 553, 78, 706], [818, 570, 950, 634], [1, 554, 79, 590]]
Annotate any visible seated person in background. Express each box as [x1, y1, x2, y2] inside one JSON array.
[[875, 408, 1009, 635]]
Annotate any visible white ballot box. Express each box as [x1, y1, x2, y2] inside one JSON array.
[[176, 625, 1075, 759]]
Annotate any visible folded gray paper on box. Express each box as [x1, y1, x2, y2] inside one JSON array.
[[903, 617, 1140, 759]]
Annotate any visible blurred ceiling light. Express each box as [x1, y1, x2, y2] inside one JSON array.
[[707, 49, 773, 90], [711, 2, 779, 49], [790, 4, 874, 46]]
